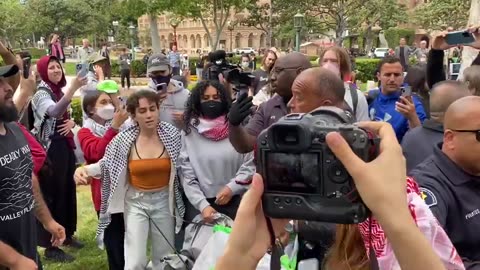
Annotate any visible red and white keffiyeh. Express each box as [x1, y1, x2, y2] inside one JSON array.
[[195, 115, 229, 141], [358, 177, 464, 270]]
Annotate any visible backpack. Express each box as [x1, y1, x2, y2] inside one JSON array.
[[348, 83, 358, 116]]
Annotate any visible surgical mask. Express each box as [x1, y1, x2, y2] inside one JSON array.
[[96, 104, 115, 120], [152, 74, 171, 86], [322, 62, 341, 77], [201, 101, 225, 119], [241, 61, 250, 68]]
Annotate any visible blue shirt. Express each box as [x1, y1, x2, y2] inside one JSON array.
[[167, 51, 181, 67], [368, 89, 426, 142]]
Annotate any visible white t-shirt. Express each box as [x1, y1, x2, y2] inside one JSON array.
[[344, 83, 369, 122]]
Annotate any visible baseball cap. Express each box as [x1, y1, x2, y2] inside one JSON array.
[[147, 54, 170, 74], [97, 80, 119, 94], [0, 65, 19, 78], [88, 54, 107, 65]]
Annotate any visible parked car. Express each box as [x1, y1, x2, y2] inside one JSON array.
[[234, 47, 256, 55], [372, 48, 389, 58]]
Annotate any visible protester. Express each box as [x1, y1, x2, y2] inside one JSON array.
[[0, 41, 20, 91], [147, 53, 190, 129], [411, 96, 480, 269], [196, 54, 208, 81], [319, 46, 369, 121], [367, 56, 427, 142], [48, 34, 65, 64], [86, 54, 108, 86], [394, 37, 414, 71], [77, 39, 94, 65], [404, 64, 429, 116], [167, 45, 181, 76], [251, 50, 277, 96], [402, 81, 470, 173], [31, 55, 86, 262], [74, 90, 185, 270], [462, 65, 480, 96], [228, 52, 311, 153], [119, 48, 131, 91], [216, 121, 463, 270], [76, 82, 128, 270], [0, 64, 66, 270], [179, 80, 255, 222], [240, 54, 252, 72], [100, 43, 112, 79]]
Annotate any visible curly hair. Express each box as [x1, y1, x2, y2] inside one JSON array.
[[183, 80, 232, 135]]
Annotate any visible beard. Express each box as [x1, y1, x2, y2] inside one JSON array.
[[0, 103, 19, 123]]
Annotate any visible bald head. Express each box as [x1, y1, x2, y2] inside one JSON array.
[[275, 52, 312, 70], [289, 67, 346, 113], [430, 80, 471, 122], [444, 96, 480, 129]]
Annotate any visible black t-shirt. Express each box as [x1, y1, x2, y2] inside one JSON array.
[[252, 69, 269, 95], [0, 122, 37, 262]]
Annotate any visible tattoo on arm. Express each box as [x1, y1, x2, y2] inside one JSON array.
[[32, 174, 53, 225]]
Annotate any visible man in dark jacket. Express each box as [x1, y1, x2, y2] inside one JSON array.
[[410, 96, 480, 270], [402, 80, 470, 172]]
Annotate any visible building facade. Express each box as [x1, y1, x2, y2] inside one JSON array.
[[137, 0, 270, 53]]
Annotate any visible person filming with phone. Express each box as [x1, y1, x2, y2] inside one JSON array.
[[367, 56, 427, 142]]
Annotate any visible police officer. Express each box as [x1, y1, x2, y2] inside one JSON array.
[[410, 96, 480, 270]]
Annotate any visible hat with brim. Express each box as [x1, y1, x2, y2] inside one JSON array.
[[0, 65, 19, 78], [97, 80, 119, 94], [147, 54, 171, 74], [88, 54, 108, 65]]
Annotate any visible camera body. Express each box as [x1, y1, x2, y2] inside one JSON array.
[[206, 50, 254, 93], [256, 107, 375, 224]]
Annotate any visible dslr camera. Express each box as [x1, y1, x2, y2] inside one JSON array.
[[256, 107, 378, 224], [205, 50, 255, 94]]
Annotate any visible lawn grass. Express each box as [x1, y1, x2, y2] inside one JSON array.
[[40, 186, 108, 270], [65, 62, 77, 76]]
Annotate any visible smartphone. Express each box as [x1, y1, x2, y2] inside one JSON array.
[[298, 259, 319, 270], [446, 31, 476, 45], [76, 63, 88, 77], [401, 86, 412, 97], [118, 96, 127, 107], [156, 83, 168, 94], [22, 57, 31, 79]]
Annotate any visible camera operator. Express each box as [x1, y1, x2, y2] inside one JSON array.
[[228, 52, 311, 153], [410, 96, 480, 269], [216, 121, 458, 270]]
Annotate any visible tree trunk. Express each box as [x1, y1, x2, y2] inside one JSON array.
[[335, 8, 347, 46], [459, 0, 480, 80], [365, 26, 374, 52], [148, 14, 161, 53], [267, 0, 274, 48]]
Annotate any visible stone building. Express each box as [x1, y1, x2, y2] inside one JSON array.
[[137, 0, 271, 53]]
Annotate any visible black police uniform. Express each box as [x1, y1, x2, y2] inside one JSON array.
[[410, 144, 480, 270]]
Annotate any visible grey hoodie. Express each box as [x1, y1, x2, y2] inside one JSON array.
[[148, 79, 190, 128]]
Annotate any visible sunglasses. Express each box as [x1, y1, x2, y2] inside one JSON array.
[[450, 129, 480, 141]]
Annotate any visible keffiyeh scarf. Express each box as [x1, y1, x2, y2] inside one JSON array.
[[194, 115, 229, 141], [358, 177, 464, 270], [82, 118, 112, 137], [96, 122, 185, 246]]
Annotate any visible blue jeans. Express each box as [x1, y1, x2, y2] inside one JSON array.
[[124, 187, 174, 270]]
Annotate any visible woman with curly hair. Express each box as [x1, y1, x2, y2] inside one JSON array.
[[178, 80, 255, 223]]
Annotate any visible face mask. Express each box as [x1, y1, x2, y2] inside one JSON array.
[[241, 61, 249, 68], [201, 101, 225, 119], [153, 74, 171, 86], [96, 104, 115, 120], [322, 62, 341, 77]]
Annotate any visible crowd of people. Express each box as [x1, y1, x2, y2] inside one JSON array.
[[0, 23, 479, 270]]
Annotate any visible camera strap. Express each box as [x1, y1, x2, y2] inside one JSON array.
[[368, 216, 380, 270], [266, 216, 284, 270]]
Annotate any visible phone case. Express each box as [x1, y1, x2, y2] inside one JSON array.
[[446, 31, 476, 45]]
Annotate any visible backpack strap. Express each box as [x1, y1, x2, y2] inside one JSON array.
[[348, 83, 358, 116], [366, 89, 381, 106]]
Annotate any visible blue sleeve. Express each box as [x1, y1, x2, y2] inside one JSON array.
[[413, 96, 427, 123]]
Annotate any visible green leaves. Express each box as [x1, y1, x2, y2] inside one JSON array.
[[412, 0, 471, 30]]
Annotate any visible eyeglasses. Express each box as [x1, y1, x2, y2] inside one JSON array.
[[450, 129, 480, 142]]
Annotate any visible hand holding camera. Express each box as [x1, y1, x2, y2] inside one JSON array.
[[228, 93, 253, 126]]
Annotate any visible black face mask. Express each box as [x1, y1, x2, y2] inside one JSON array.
[[152, 74, 171, 86], [201, 101, 225, 119]]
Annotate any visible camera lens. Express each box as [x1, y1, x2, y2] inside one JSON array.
[[328, 163, 349, 184]]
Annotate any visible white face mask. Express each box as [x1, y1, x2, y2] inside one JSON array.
[[96, 104, 115, 120], [241, 61, 250, 68]]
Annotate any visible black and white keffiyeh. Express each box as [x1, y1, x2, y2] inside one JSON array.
[[96, 121, 185, 244], [82, 118, 112, 137]]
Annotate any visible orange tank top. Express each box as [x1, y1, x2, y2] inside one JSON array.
[[128, 158, 171, 191]]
